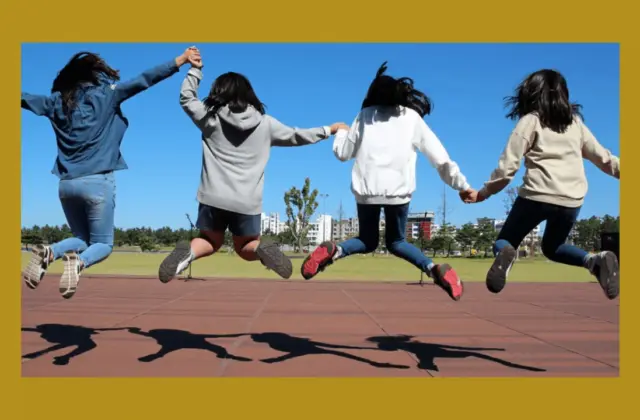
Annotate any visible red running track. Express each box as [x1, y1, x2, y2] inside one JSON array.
[[21, 275, 619, 377]]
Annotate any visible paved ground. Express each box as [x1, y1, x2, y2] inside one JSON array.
[[21, 275, 619, 377]]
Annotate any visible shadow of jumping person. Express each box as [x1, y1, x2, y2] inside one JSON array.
[[367, 335, 546, 373], [250, 332, 410, 369], [22, 324, 128, 366], [128, 328, 252, 363]]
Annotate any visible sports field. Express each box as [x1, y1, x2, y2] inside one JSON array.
[[20, 250, 594, 282]]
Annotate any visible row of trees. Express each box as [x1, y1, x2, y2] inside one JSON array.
[[21, 179, 619, 256]]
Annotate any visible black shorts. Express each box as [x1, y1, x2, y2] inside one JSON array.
[[196, 203, 261, 237]]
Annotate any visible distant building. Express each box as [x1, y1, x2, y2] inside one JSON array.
[[406, 211, 435, 240], [332, 217, 359, 241], [307, 214, 333, 245], [260, 212, 282, 235]]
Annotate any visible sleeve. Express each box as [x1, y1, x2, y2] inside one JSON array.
[[478, 115, 536, 198], [580, 120, 620, 179], [414, 117, 470, 191], [268, 115, 331, 147], [333, 114, 361, 162], [21, 93, 53, 117], [110, 59, 180, 104], [179, 67, 210, 129]]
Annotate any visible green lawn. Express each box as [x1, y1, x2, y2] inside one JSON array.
[[21, 251, 594, 282]]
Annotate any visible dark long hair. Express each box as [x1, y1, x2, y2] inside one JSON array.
[[504, 69, 583, 133], [51, 52, 120, 114], [203, 72, 266, 115], [361, 62, 432, 117]]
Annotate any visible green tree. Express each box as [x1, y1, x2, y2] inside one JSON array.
[[455, 223, 478, 255], [600, 214, 619, 233], [137, 234, 158, 252], [475, 222, 498, 257], [284, 177, 319, 253], [574, 217, 602, 251]]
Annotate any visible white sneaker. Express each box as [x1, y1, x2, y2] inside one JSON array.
[[59, 252, 83, 299], [23, 244, 52, 289]]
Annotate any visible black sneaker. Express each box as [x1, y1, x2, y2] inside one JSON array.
[[256, 241, 292, 279], [159, 241, 192, 283], [486, 245, 517, 294], [587, 251, 620, 300]]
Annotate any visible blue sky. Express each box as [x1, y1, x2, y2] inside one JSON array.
[[21, 43, 620, 229]]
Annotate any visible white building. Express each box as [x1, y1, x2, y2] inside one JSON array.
[[260, 212, 282, 235], [307, 214, 333, 245], [332, 217, 359, 241]]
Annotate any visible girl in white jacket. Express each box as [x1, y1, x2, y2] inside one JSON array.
[[301, 62, 472, 301]]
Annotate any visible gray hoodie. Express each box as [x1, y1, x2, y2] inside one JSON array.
[[180, 68, 331, 215]]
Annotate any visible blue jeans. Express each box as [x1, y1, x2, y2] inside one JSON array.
[[338, 203, 435, 272], [50, 172, 116, 268], [494, 197, 588, 267]]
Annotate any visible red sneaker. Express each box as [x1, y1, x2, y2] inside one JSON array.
[[301, 241, 337, 280], [432, 264, 463, 301]]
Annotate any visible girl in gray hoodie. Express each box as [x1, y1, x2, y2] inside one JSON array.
[[158, 48, 346, 282]]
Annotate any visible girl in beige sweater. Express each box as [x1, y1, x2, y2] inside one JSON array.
[[463, 69, 620, 300]]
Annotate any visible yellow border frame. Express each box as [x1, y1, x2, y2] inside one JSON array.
[[3, 0, 634, 418]]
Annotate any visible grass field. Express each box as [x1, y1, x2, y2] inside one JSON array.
[[20, 250, 594, 282]]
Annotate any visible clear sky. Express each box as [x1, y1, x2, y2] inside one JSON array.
[[21, 43, 620, 230]]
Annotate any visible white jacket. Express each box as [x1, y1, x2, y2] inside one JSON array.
[[333, 106, 470, 205]]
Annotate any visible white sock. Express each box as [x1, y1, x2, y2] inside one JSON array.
[[332, 245, 343, 261]]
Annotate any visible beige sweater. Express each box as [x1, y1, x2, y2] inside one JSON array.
[[479, 113, 620, 208]]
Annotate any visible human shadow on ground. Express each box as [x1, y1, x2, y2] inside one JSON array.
[[128, 328, 252, 363], [367, 335, 546, 373], [21, 324, 129, 366], [249, 332, 410, 369]]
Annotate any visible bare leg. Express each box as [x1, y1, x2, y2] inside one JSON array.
[[234, 236, 260, 261]]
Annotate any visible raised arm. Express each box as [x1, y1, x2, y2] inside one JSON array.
[[21, 93, 53, 117], [580, 120, 620, 179], [478, 115, 536, 200], [414, 118, 470, 191], [110, 48, 195, 104], [268, 115, 332, 147], [180, 67, 210, 129], [333, 115, 361, 162]]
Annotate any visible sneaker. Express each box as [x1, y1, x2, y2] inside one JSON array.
[[22, 244, 52, 290], [431, 264, 464, 301], [587, 251, 620, 300], [158, 241, 192, 283], [257, 240, 293, 279], [301, 241, 337, 280], [486, 245, 517, 294], [60, 252, 83, 299]]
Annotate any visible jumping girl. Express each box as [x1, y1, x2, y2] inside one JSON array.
[[461, 69, 620, 299], [158, 49, 347, 282], [21, 47, 198, 299], [300, 62, 472, 301]]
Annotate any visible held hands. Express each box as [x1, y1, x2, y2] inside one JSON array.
[[459, 188, 487, 204], [330, 122, 349, 135], [176, 46, 202, 68]]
